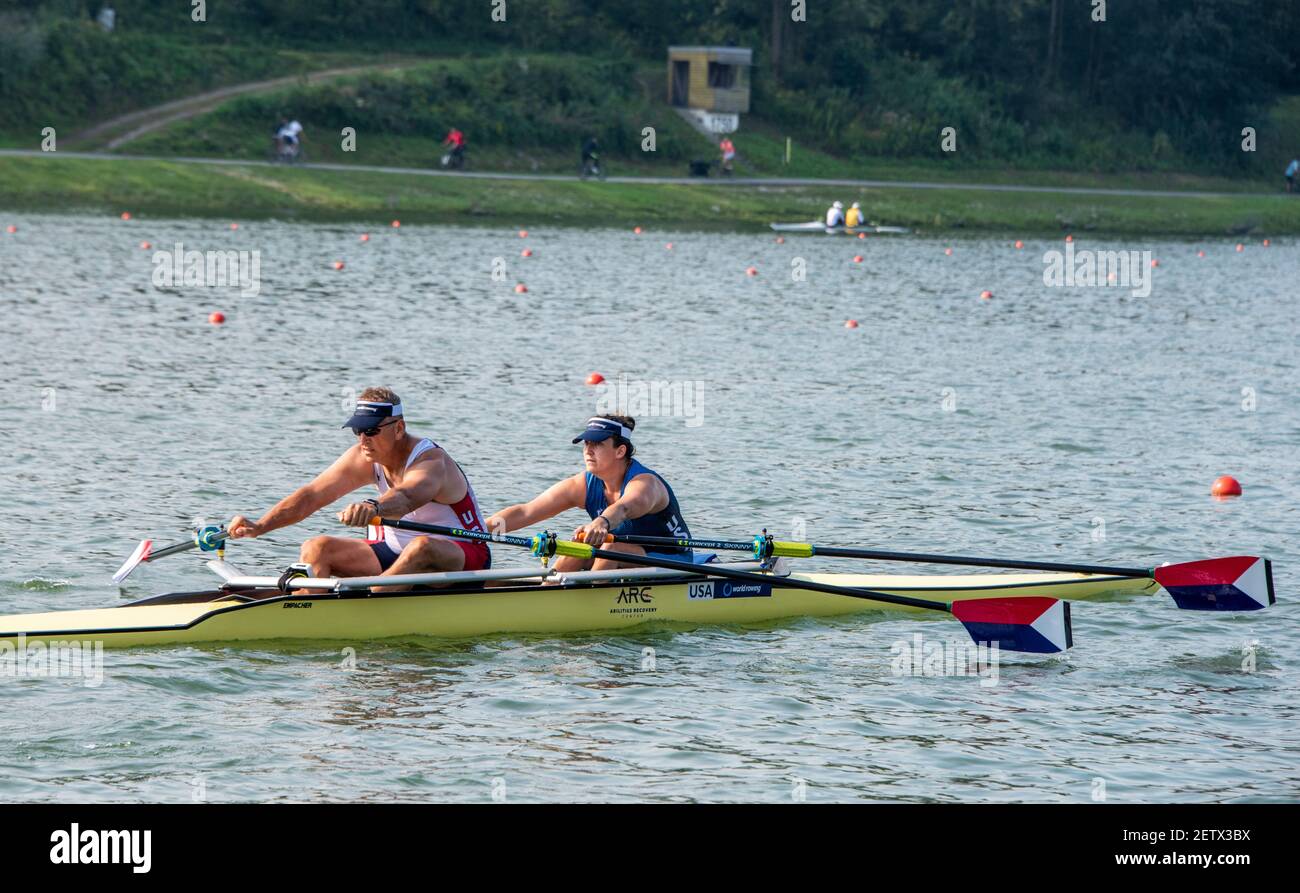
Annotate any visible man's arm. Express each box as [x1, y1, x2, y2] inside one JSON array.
[[484, 474, 586, 534], [229, 446, 371, 538]]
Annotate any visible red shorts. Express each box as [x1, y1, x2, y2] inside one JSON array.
[[453, 539, 491, 571], [369, 538, 491, 571]]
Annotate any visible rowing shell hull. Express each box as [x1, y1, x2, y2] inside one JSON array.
[[769, 222, 911, 234], [0, 571, 1157, 649]]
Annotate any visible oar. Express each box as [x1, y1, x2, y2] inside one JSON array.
[[597, 533, 1275, 612], [112, 525, 229, 584], [378, 519, 1072, 654]]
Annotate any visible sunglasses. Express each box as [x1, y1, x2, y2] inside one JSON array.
[[352, 419, 398, 438]]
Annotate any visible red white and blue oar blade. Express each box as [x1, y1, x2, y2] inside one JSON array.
[[1154, 556, 1275, 611], [111, 539, 152, 584], [951, 597, 1072, 654]]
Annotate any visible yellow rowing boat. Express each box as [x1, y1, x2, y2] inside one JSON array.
[[0, 566, 1157, 649]]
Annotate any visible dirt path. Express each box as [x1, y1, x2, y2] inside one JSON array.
[[72, 61, 427, 151], [0, 148, 1277, 200]]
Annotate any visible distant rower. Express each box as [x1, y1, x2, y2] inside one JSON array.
[[846, 201, 864, 228], [226, 387, 490, 585], [485, 416, 693, 571], [825, 200, 845, 228]]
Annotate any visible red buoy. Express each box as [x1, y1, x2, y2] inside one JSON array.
[[745, 266, 758, 276], [514, 283, 528, 293], [521, 248, 533, 257], [1211, 475, 1242, 498], [586, 372, 605, 386], [391, 220, 401, 228], [853, 255, 864, 263], [360, 233, 370, 242], [844, 319, 859, 329], [332, 261, 345, 271], [979, 290, 993, 300], [208, 312, 226, 325], [944, 247, 953, 256], [1014, 240, 1024, 249]]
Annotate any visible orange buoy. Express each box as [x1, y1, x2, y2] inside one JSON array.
[[230, 223, 239, 231], [360, 233, 370, 242], [518, 230, 528, 238], [1262, 239, 1270, 247], [586, 372, 605, 386], [944, 247, 953, 256], [391, 220, 401, 228], [853, 255, 864, 263], [1014, 240, 1024, 249], [665, 243, 673, 250], [979, 290, 993, 300], [120, 212, 132, 221], [745, 266, 758, 276], [633, 226, 643, 235], [844, 319, 859, 329], [775, 236, 785, 244], [857, 232, 866, 240], [514, 283, 528, 293], [1211, 475, 1242, 498], [1150, 259, 1159, 268], [332, 261, 346, 270], [1235, 243, 1244, 252], [1065, 234, 1073, 243], [208, 312, 226, 325], [4, 225, 14, 234], [521, 248, 533, 257], [140, 241, 152, 250], [1196, 250, 1205, 258]]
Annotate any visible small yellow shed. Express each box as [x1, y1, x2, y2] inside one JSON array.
[[667, 46, 753, 114]]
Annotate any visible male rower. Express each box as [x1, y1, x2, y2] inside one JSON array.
[[226, 388, 490, 584], [485, 416, 693, 572]]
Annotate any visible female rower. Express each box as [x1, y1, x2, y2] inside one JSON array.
[[485, 416, 694, 571]]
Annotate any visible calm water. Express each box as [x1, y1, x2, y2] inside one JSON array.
[[0, 213, 1295, 802]]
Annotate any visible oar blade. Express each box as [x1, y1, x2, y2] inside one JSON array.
[[111, 539, 152, 584], [951, 597, 1073, 654], [1154, 556, 1274, 611]]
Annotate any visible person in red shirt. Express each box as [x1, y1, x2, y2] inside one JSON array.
[[442, 128, 466, 168], [719, 137, 736, 175]]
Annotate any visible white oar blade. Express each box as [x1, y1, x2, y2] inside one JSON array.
[[111, 539, 152, 584], [951, 597, 1072, 654]]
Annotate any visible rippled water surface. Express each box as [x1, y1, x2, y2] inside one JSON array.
[[0, 213, 1296, 802]]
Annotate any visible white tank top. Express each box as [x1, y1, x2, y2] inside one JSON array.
[[373, 437, 488, 552]]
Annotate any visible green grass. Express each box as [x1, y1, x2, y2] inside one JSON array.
[[4, 155, 1299, 236]]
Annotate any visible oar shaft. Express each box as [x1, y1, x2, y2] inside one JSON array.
[[380, 518, 534, 550], [379, 520, 954, 614], [804, 546, 1152, 578], [603, 532, 1152, 578]]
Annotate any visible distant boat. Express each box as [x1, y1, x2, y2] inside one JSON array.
[[770, 221, 911, 234]]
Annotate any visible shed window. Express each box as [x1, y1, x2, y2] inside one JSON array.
[[707, 62, 736, 88]]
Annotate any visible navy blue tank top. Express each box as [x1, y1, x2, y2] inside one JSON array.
[[584, 459, 692, 556]]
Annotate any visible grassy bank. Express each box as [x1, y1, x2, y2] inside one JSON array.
[[3, 155, 1299, 236]]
